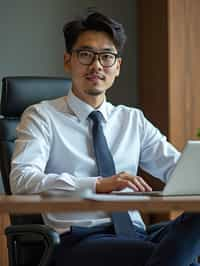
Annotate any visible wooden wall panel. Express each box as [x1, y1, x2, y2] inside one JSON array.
[[168, 0, 187, 149], [185, 0, 200, 141], [138, 0, 169, 136], [168, 0, 200, 149]]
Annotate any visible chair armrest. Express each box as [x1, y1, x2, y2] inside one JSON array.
[[5, 224, 60, 266]]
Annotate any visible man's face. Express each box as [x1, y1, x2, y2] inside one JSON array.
[[64, 30, 122, 105]]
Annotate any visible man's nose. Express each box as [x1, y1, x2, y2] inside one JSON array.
[[89, 55, 103, 70]]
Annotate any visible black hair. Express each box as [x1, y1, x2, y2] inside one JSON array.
[[63, 12, 127, 55]]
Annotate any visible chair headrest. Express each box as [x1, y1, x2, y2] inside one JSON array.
[[1, 76, 72, 117]]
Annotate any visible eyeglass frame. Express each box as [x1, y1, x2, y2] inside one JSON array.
[[71, 48, 121, 67]]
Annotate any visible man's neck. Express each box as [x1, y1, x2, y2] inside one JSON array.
[[86, 96, 104, 109], [72, 89, 105, 108]]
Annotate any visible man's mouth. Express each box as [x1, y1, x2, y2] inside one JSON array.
[[85, 74, 105, 82]]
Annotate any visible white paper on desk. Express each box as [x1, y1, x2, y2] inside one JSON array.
[[81, 190, 150, 201]]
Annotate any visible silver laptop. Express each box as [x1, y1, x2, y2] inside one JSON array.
[[112, 140, 200, 196]]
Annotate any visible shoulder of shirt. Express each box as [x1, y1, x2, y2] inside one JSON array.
[[22, 96, 67, 116], [106, 102, 145, 118]]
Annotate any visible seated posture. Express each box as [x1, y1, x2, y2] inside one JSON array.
[[10, 11, 200, 266]]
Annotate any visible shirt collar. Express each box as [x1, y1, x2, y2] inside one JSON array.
[[67, 88, 108, 123]]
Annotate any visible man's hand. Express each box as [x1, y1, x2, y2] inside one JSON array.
[[96, 171, 152, 193]]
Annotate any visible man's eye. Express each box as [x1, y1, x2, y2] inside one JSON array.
[[79, 51, 92, 58], [101, 54, 114, 60]]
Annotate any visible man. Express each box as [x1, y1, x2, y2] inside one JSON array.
[[10, 12, 200, 266]]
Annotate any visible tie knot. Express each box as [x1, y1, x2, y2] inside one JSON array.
[[88, 111, 103, 124]]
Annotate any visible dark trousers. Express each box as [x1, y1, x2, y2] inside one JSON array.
[[53, 212, 200, 266]]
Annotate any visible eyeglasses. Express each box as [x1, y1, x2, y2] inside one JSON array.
[[71, 49, 120, 67]]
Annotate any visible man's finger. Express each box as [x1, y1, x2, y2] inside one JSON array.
[[137, 176, 152, 191]]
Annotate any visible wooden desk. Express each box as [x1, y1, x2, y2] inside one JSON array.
[[1, 194, 200, 214], [1, 194, 200, 266]]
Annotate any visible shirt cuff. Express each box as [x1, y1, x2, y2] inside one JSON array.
[[77, 177, 100, 192]]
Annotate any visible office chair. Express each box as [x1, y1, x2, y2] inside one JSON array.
[[0, 76, 71, 266]]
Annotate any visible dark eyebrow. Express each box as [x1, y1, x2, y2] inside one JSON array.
[[102, 48, 116, 52], [77, 46, 116, 53]]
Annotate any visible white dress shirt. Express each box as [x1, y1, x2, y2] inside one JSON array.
[[10, 89, 180, 233]]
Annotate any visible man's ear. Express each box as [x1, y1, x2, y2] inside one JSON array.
[[115, 58, 122, 77], [64, 52, 71, 73]]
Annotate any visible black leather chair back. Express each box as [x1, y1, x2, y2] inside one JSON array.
[[0, 76, 71, 225]]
